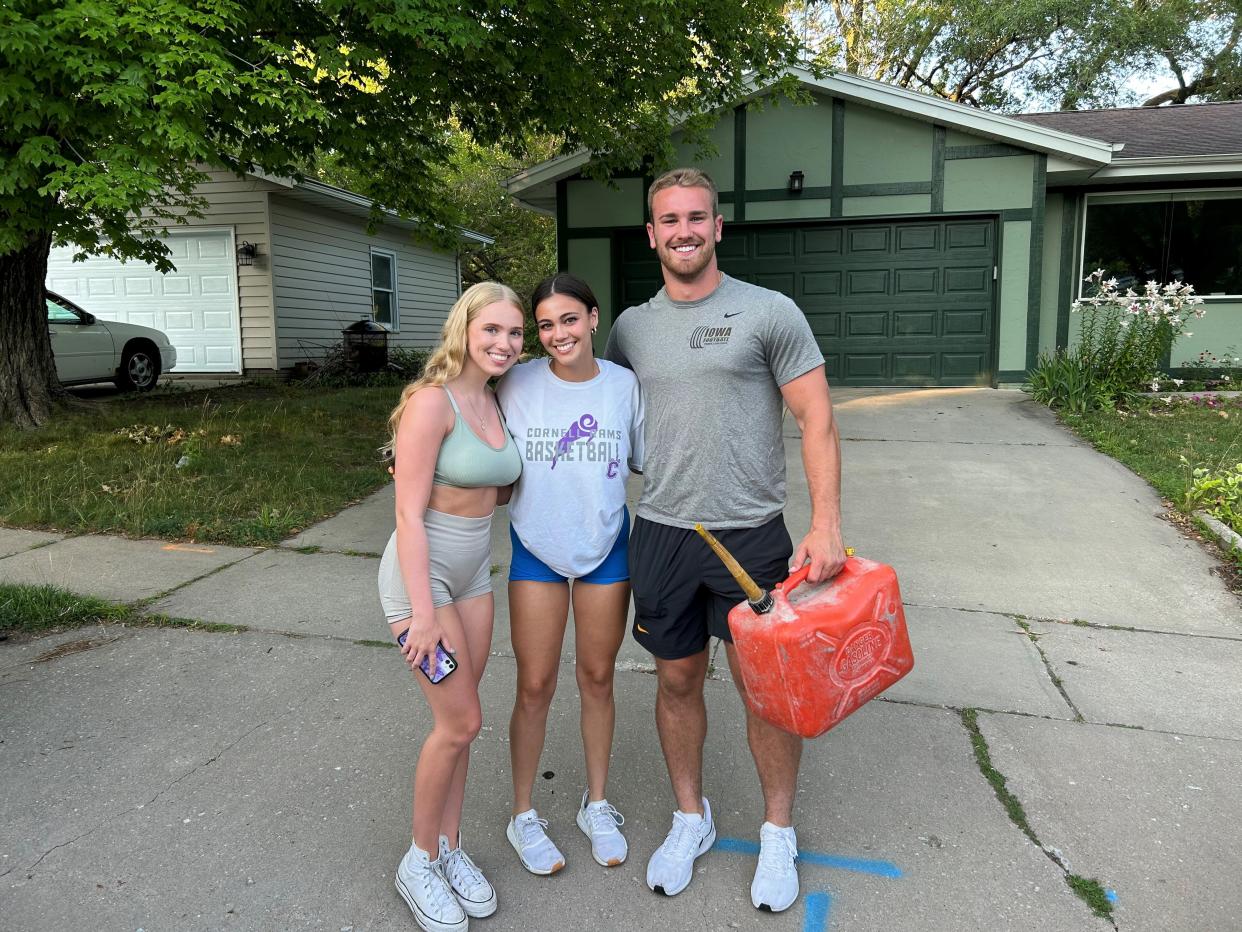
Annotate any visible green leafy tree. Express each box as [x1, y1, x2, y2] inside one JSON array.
[[1, 0, 801, 428], [789, 0, 1241, 110]]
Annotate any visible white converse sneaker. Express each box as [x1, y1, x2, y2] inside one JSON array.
[[645, 797, 716, 896], [506, 808, 565, 875], [395, 843, 467, 932], [576, 790, 628, 867], [751, 822, 799, 912], [439, 834, 497, 918]]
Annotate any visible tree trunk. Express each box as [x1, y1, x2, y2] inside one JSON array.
[[0, 232, 64, 429]]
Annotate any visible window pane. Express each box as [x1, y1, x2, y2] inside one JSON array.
[[46, 298, 80, 323], [1169, 199, 1242, 295], [1082, 202, 1167, 293], [373, 290, 393, 324], [372, 254, 394, 290]]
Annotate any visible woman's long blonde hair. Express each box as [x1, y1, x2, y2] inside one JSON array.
[[381, 281, 522, 459]]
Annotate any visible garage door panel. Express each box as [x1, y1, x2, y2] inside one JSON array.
[[943, 353, 989, 378], [896, 226, 938, 251], [801, 229, 843, 256], [717, 237, 750, 260], [895, 268, 937, 294], [846, 312, 887, 337], [846, 270, 889, 295], [821, 353, 841, 379], [756, 231, 796, 257], [46, 230, 240, 373], [802, 271, 841, 296], [946, 222, 991, 249], [844, 354, 887, 378], [848, 228, 890, 253], [944, 267, 990, 293], [943, 309, 989, 336], [894, 310, 936, 336], [893, 354, 936, 378]]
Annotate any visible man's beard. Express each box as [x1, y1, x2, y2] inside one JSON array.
[[657, 237, 716, 281]]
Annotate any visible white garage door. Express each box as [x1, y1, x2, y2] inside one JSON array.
[[45, 230, 242, 373]]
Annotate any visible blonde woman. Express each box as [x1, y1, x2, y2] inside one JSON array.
[[377, 282, 524, 932]]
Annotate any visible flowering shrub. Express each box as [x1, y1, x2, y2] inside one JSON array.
[[1074, 270, 1206, 397], [1032, 272, 1208, 412]]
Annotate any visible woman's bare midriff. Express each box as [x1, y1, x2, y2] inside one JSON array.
[[426, 483, 500, 518]]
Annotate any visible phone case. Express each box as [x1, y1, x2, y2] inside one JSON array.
[[397, 631, 458, 684]]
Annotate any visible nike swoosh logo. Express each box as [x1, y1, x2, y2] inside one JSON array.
[[636, 623, 649, 634], [724, 312, 744, 318]]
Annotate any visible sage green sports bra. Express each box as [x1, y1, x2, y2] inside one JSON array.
[[433, 387, 523, 488]]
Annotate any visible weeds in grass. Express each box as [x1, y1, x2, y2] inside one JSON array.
[[0, 583, 132, 632]]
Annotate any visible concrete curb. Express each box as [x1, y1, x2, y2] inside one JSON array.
[[1194, 510, 1242, 554]]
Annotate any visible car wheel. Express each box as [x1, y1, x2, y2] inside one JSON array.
[[116, 341, 161, 392]]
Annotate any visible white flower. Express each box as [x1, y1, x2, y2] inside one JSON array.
[[1172, 378, 1184, 387], [1224, 375, 1232, 382], [1150, 379, 1161, 391]]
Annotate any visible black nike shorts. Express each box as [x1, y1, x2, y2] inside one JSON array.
[[629, 514, 794, 660]]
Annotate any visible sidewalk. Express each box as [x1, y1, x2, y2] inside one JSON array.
[[2, 388, 1239, 931]]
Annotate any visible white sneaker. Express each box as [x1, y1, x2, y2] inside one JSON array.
[[439, 834, 497, 918], [751, 822, 799, 912], [645, 797, 716, 896], [395, 843, 467, 932], [576, 790, 628, 867], [506, 808, 566, 875]]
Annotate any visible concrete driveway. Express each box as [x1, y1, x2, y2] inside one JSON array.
[[2, 388, 1239, 931]]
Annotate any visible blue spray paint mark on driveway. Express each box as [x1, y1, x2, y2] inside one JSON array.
[[716, 836, 902, 931], [715, 837, 902, 878], [803, 892, 831, 932]]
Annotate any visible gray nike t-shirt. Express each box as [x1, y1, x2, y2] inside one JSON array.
[[604, 273, 824, 529]]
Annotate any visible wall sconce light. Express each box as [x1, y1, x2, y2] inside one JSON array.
[[236, 241, 258, 267], [787, 171, 805, 195]]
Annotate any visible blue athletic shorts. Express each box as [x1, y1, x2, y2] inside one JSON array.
[[509, 509, 630, 584]]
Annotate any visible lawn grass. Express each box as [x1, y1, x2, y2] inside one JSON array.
[[0, 383, 398, 546], [0, 583, 134, 632], [1066, 396, 1242, 507]]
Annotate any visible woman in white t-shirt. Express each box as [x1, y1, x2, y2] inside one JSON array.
[[495, 273, 644, 876]]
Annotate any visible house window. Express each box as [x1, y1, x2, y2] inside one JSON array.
[[1082, 191, 1242, 297], [371, 250, 397, 328]]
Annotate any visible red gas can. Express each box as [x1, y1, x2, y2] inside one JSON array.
[[727, 558, 914, 738]]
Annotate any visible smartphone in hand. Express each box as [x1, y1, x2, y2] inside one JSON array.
[[397, 630, 458, 684]]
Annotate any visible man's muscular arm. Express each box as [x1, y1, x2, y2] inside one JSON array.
[[780, 365, 846, 584]]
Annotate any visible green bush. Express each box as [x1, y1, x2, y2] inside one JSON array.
[[1185, 461, 1242, 535], [1029, 349, 1113, 415]]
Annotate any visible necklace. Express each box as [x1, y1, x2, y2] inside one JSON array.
[[463, 392, 490, 431]]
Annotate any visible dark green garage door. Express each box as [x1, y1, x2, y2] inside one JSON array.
[[617, 218, 996, 386]]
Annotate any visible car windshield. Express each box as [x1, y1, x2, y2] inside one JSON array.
[[46, 297, 82, 324]]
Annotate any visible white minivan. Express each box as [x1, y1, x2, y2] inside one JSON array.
[[46, 291, 178, 392]]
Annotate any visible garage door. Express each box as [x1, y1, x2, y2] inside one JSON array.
[[45, 230, 242, 373], [617, 218, 996, 386]]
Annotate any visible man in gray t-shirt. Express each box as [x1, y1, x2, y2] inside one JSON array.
[[604, 168, 846, 914]]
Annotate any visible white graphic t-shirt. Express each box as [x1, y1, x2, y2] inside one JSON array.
[[497, 358, 644, 578]]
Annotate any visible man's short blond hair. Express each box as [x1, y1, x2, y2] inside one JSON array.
[[647, 168, 719, 219]]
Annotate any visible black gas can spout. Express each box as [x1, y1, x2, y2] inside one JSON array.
[[694, 523, 774, 615]]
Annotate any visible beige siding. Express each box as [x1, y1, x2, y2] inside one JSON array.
[[269, 196, 460, 367]]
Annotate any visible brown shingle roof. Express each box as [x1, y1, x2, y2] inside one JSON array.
[[1013, 102, 1242, 159]]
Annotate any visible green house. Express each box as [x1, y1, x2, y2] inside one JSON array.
[[506, 69, 1242, 387]]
